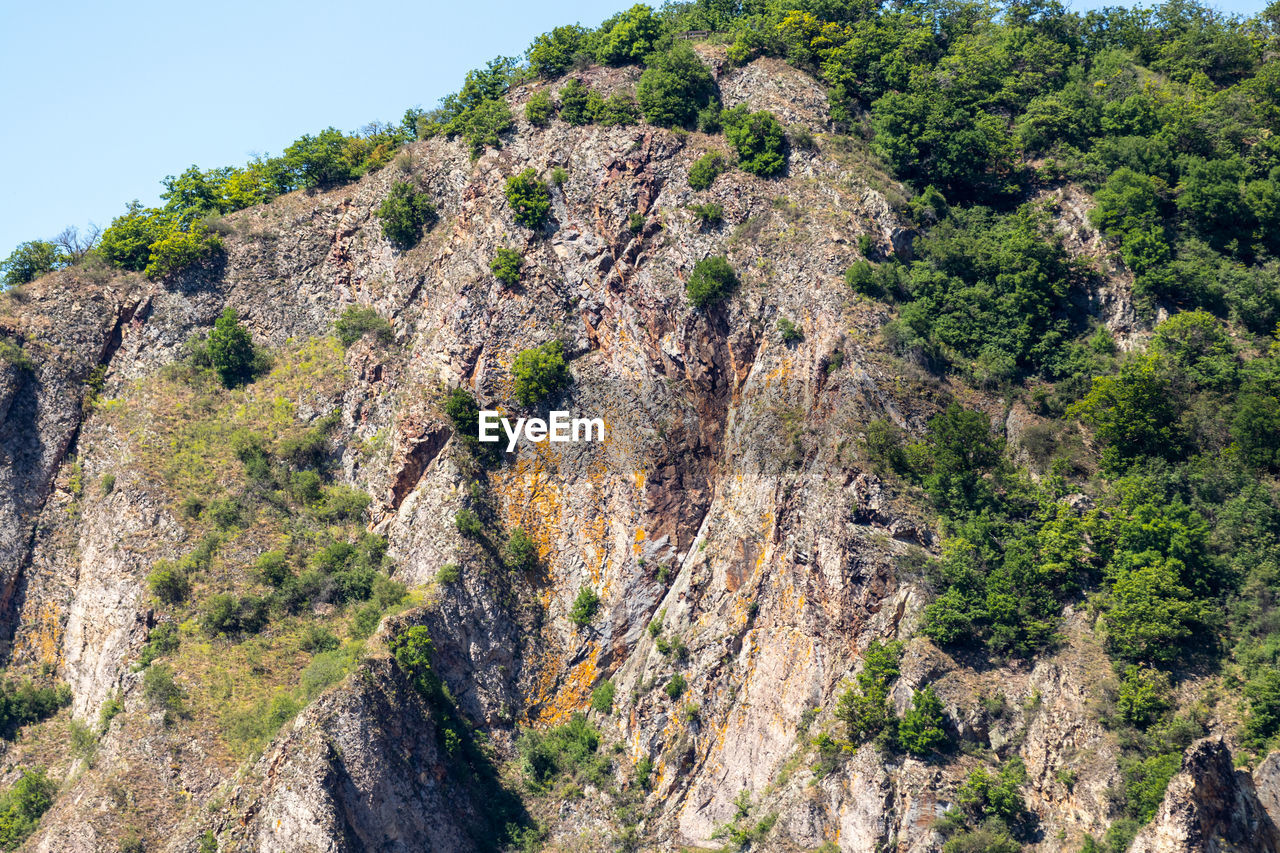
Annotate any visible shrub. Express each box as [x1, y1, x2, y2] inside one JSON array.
[[143, 225, 222, 280], [689, 202, 723, 226], [845, 260, 878, 296], [835, 640, 902, 746], [518, 713, 609, 790], [0, 680, 71, 740], [455, 509, 484, 538], [898, 686, 947, 756], [595, 93, 640, 126], [143, 664, 185, 718], [390, 625, 436, 696], [686, 256, 739, 308], [527, 24, 588, 77], [591, 680, 616, 713], [1, 241, 62, 287], [628, 212, 645, 233], [688, 151, 728, 191], [558, 79, 594, 126], [525, 91, 555, 127], [505, 168, 552, 229], [569, 586, 600, 626], [436, 563, 461, 583], [300, 623, 340, 653], [99, 202, 167, 271], [723, 106, 787, 177], [147, 561, 190, 605], [788, 125, 816, 150], [506, 528, 538, 570], [208, 308, 257, 387], [0, 769, 57, 850], [665, 673, 688, 700], [1115, 665, 1172, 729], [459, 98, 515, 158], [335, 307, 394, 347], [376, 182, 436, 249], [777, 318, 803, 344], [512, 340, 570, 406], [550, 166, 568, 187], [490, 248, 523, 287], [637, 43, 716, 128], [593, 4, 662, 65], [282, 127, 360, 188]]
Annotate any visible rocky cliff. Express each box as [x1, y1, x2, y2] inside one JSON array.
[[0, 50, 1273, 853]]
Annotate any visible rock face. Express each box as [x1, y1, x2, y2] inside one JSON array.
[[0, 55, 1264, 853], [1131, 738, 1280, 853]]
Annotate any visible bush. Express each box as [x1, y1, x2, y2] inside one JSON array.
[[591, 680, 616, 713], [300, 623, 340, 653], [557, 79, 594, 126], [0, 769, 57, 850], [136, 623, 180, 669], [898, 686, 947, 756], [688, 151, 728, 191], [376, 181, 436, 249], [777, 318, 803, 344], [282, 128, 359, 188], [518, 713, 609, 790], [506, 528, 538, 570], [637, 42, 716, 128], [723, 106, 787, 177], [665, 673, 688, 700], [689, 202, 723, 225], [569, 586, 600, 626], [686, 256, 739, 308], [390, 625, 436, 696], [527, 24, 588, 77], [458, 98, 515, 158], [835, 640, 902, 745], [595, 93, 640, 126], [143, 664, 185, 717], [512, 340, 570, 406], [1115, 665, 1172, 729], [455, 509, 484, 538], [208, 308, 257, 387], [845, 260, 879, 297], [436, 563, 461, 583], [143, 225, 222, 280], [99, 202, 167, 271], [147, 560, 190, 605], [628, 212, 645, 233], [593, 4, 662, 65], [525, 91, 555, 126], [0, 680, 71, 740], [490, 248, 523, 287], [1, 241, 62, 287], [334, 307, 394, 347], [505, 168, 552, 229]]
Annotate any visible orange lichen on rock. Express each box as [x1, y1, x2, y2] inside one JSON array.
[[15, 601, 62, 667]]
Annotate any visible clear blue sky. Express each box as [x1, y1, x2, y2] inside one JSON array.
[[0, 0, 1271, 260]]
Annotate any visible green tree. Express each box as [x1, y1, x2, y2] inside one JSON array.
[[390, 625, 436, 696], [898, 685, 948, 756], [835, 640, 902, 745], [1115, 664, 1172, 729], [525, 91, 555, 126], [593, 4, 663, 65], [376, 182, 436, 249], [723, 106, 787, 177], [0, 241, 62, 287], [527, 24, 588, 77], [688, 151, 728, 191], [1070, 353, 1182, 470], [490, 248, 523, 286], [506, 528, 538, 570], [0, 769, 57, 849], [99, 202, 168, 272], [686, 256, 739, 308], [569, 586, 601, 626], [505, 169, 552, 229], [282, 128, 358, 188], [512, 340, 570, 405], [143, 225, 222, 280], [558, 79, 595, 125], [637, 42, 716, 128], [208, 308, 257, 387], [1104, 557, 1206, 666]]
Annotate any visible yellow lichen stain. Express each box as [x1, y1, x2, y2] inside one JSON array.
[[633, 527, 646, 556], [534, 648, 598, 727], [16, 601, 63, 668], [633, 469, 645, 490]]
